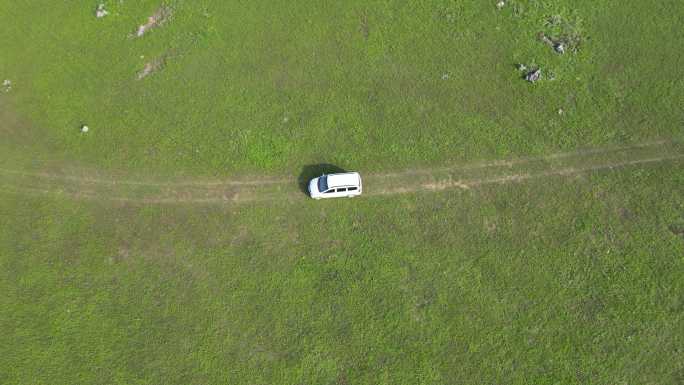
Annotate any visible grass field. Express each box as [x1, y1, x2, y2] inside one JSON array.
[[2, 162, 683, 384], [1, 0, 682, 176], [1, 1, 683, 384]]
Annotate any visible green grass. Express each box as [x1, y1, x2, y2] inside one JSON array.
[[1, 1, 683, 384], [1, 0, 682, 176], [1, 162, 683, 384]]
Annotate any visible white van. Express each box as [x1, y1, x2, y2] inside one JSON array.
[[308, 172, 362, 199]]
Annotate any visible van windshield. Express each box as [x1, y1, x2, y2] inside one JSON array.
[[318, 176, 328, 192]]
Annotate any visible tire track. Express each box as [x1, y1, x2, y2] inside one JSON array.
[[369, 155, 684, 196], [0, 140, 669, 186], [373, 140, 672, 178], [0, 141, 681, 204]]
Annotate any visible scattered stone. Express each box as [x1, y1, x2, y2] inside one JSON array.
[[496, 1, 506, 10], [516, 63, 527, 72], [554, 43, 566, 54], [2, 79, 11, 92], [95, 4, 109, 18], [525, 69, 542, 83], [442, 73, 450, 80], [135, 6, 173, 37], [539, 17, 584, 54], [558, 108, 564, 115], [81, 125, 89, 133]]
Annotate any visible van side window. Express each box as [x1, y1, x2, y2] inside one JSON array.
[[336, 188, 347, 192], [348, 187, 358, 191], [325, 189, 335, 194]]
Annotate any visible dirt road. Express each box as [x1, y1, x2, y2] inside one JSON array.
[[1, 140, 682, 205]]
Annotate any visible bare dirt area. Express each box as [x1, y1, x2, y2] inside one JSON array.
[[137, 56, 167, 80], [133, 5, 173, 37], [0, 141, 682, 205]]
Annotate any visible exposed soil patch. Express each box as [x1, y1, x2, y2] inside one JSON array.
[[617, 207, 633, 221], [358, 11, 370, 39], [134, 5, 173, 37], [137, 55, 167, 80], [670, 224, 684, 238], [577, 294, 605, 322]]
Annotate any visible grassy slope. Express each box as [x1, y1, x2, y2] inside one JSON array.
[[0, 0, 682, 176], [1, 162, 682, 385]]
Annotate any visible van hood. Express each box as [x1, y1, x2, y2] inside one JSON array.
[[308, 178, 320, 196]]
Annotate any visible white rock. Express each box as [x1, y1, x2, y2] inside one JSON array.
[[525, 69, 542, 83], [554, 43, 566, 54], [81, 125, 89, 133], [496, 1, 506, 9], [96, 4, 109, 18]]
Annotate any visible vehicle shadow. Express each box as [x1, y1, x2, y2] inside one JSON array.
[[297, 164, 347, 196]]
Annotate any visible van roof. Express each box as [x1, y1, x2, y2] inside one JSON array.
[[326, 172, 361, 188]]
